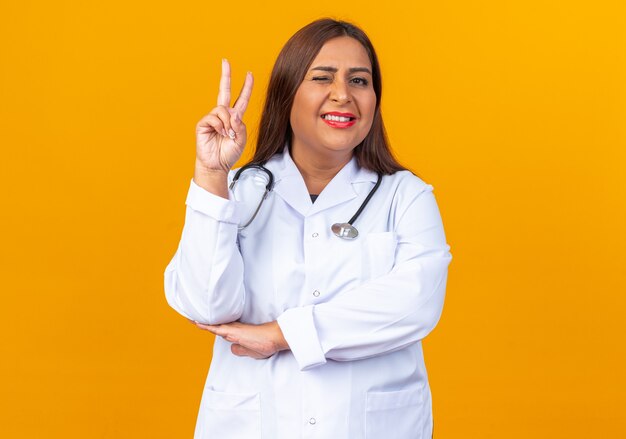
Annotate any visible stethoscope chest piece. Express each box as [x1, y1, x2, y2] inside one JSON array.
[[330, 172, 383, 240], [331, 223, 359, 240]]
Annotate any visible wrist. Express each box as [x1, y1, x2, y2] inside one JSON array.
[[194, 159, 229, 176], [193, 161, 229, 198], [272, 321, 290, 352]]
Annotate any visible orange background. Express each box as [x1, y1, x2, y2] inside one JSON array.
[[1, 1, 625, 437]]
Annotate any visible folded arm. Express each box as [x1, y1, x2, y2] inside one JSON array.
[[278, 185, 452, 370]]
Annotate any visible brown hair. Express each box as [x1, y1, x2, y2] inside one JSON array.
[[251, 18, 405, 175]]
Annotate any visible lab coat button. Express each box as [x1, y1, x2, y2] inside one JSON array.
[[312, 232, 319, 238], [309, 418, 316, 425], [313, 290, 320, 297]]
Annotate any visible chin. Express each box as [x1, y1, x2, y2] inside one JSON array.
[[321, 135, 363, 151], [320, 143, 358, 155]]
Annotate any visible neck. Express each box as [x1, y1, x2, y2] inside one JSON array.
[[290, 143, 353, 194]]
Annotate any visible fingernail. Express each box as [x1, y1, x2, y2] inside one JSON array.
[[222, 129, 228, 137], [228, 129, 236, 139]]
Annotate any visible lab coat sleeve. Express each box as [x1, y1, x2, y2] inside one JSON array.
[[277, 183, 451, 371], [164, 179, 246, 324]]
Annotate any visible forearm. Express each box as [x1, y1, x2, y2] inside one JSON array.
[[164, 179, 246, 324], [314, 251, 450, 360], [278, 249, 450, 369]]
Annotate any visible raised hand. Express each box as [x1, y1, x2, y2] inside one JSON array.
[[195, 59, 254, 174]]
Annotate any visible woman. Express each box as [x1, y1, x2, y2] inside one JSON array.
[[165, 18, 451, 439]]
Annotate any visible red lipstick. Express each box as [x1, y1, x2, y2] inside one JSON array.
[[321, 112, 357, 129]]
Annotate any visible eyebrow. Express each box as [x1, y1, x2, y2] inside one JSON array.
[[310, 66, 372, 75]]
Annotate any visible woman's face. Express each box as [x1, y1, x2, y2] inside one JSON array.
[[290, 36, 377, 160]]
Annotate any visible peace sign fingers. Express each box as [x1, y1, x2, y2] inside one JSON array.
[[195, 59, 254, 174], [217, 59, 254, 117]]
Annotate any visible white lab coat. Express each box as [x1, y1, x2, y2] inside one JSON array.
[[164, 147, 451, 439]]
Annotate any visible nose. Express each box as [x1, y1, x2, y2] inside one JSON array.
[[329, 79, 351, 104]]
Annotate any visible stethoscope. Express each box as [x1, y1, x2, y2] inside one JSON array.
[[229, 163, 383, 240]]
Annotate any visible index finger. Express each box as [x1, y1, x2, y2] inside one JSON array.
[[233, 72, 254, 116], [217, 59, 231, 107]]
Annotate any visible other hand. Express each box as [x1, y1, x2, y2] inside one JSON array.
[[190, 320, 289, 359]]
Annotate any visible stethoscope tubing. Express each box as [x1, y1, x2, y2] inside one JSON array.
[[346, 172, 382, 226], [230, 163, 382, 238]]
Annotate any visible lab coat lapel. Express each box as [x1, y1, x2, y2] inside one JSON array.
[[267, 149, 313, 217], [266, 149, 379, 218], [309, 158, 379, 217], [306, 159, 358, 216]]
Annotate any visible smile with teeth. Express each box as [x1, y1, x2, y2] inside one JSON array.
[[322, 114, 355, 122]]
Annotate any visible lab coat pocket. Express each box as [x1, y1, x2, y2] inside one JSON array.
[[197, 388, 261, 439], [363, 232, 398, 280], [365, 386, 424, 439]]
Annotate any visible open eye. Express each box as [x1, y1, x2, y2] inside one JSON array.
[[350, 77, 369, 86]]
